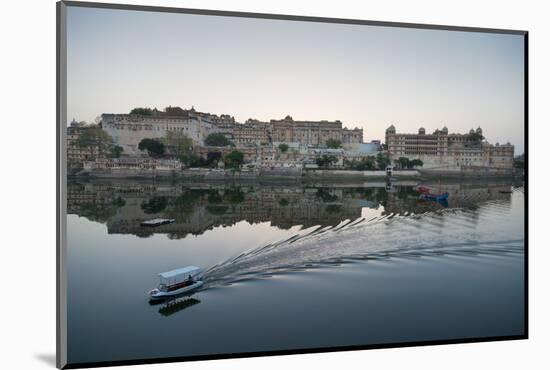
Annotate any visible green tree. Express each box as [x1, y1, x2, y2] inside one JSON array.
[[109, 145, 124, 158], [375, 153, 391, 169], [179, 153, 203, 167], [468, 132, 484, 142], [138, 138, 165, 158], [76, 125, 114, 158], [162, 131, 193, 157], [316, 155, 338, 168], [350, 156, 376, 171], [130, 107, 153, 115], [278, 143, 289, 153], [380, 153, 391, 169], [206, 151, 222, 166], [410, 159, 424, 168], [205, 133, 231, 147], [396, 157, 410, 169], [326, 139, 342, 149], [224, 150, 244, 169]]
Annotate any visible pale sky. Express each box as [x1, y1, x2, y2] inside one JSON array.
[[67, 6, 525, 153]]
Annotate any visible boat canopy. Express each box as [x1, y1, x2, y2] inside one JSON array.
[[158, 266, 201, 280]]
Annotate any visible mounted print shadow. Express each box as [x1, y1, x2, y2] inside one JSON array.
[[57, 1, 528, 368]]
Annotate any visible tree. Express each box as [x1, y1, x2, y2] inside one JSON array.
[[179, 153, 203, 167], [278, 198, 289, 207], [396, 157, 410, 169], [138, 138, 165, 158], [410, 159, 424, 168], [162, 131, 193, 157], [76, 125, 114, 158], [350, 156, 376, 171], [109, 145, 124, 158], [468, 132, 484, 142], [205, 133, 231, 147], [224, 150, 244, 169], [316, 155, 338, 168], [326, 139, 342, 149], [130, 107, 153, 115], [207, 151, 222, 167], [278, 143, 289, 153], [375, 153, 391, 169]]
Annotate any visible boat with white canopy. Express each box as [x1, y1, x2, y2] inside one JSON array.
[[148, 266, 203, 300]]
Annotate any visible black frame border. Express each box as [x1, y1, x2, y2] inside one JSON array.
[[56, 1, 529, 369]]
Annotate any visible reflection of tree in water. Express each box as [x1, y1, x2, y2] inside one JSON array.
[[325, 204, 342, 214], [141, 196, 168, 214], [206, 205, 228, 215], [375, 188, 388, 206], [223, 187, 245, 204], [279, 198, 289, 207], [207, 191, 223, 204], [315, 188, 338, 202], [75, 195, 126, 223], [111, 196, 126, 207], [396, 186, 420, 200], [354, 187, 375, 199]]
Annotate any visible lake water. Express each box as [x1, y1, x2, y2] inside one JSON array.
[[66, 178, 525, 365]]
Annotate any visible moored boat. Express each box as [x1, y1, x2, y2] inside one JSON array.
[[420, 191, 449, 201], [141, 218, 175, 227], [417, 186, 449, 201], [148, 266, 203, 300]]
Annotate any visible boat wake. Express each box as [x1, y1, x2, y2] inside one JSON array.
[[202, 188, 524, 289]]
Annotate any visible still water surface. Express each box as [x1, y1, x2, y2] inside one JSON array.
[[67, 179, 525, 364]]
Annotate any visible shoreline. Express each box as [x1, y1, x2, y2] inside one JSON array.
[[69, 168, 522, 182]]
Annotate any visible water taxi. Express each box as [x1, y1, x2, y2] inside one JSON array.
[[148, 266, 203, 300]]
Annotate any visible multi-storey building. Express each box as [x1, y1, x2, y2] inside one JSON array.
[[233, 119, 272, 146], [67, 119, 103, 171], [233, 115, 364, 147], [101, 107, 233, 155], [342, 127, 364, 144], [270, 115, 346, 146], [385, 125, 514, 171]]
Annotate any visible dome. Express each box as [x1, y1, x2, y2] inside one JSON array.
[[442, 126, 448, 133], [386, 124, 396, 133], [469, 128, 475, 134], [476, 126, 483, 134], [418, 127, 426, 135]]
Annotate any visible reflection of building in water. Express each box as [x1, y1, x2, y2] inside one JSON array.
[[68, 180, 516, 239], [384, 181, 514, 216], [67, 181, 371, 239]]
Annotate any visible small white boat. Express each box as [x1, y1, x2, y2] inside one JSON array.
[[148, 266, 203, 300]]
